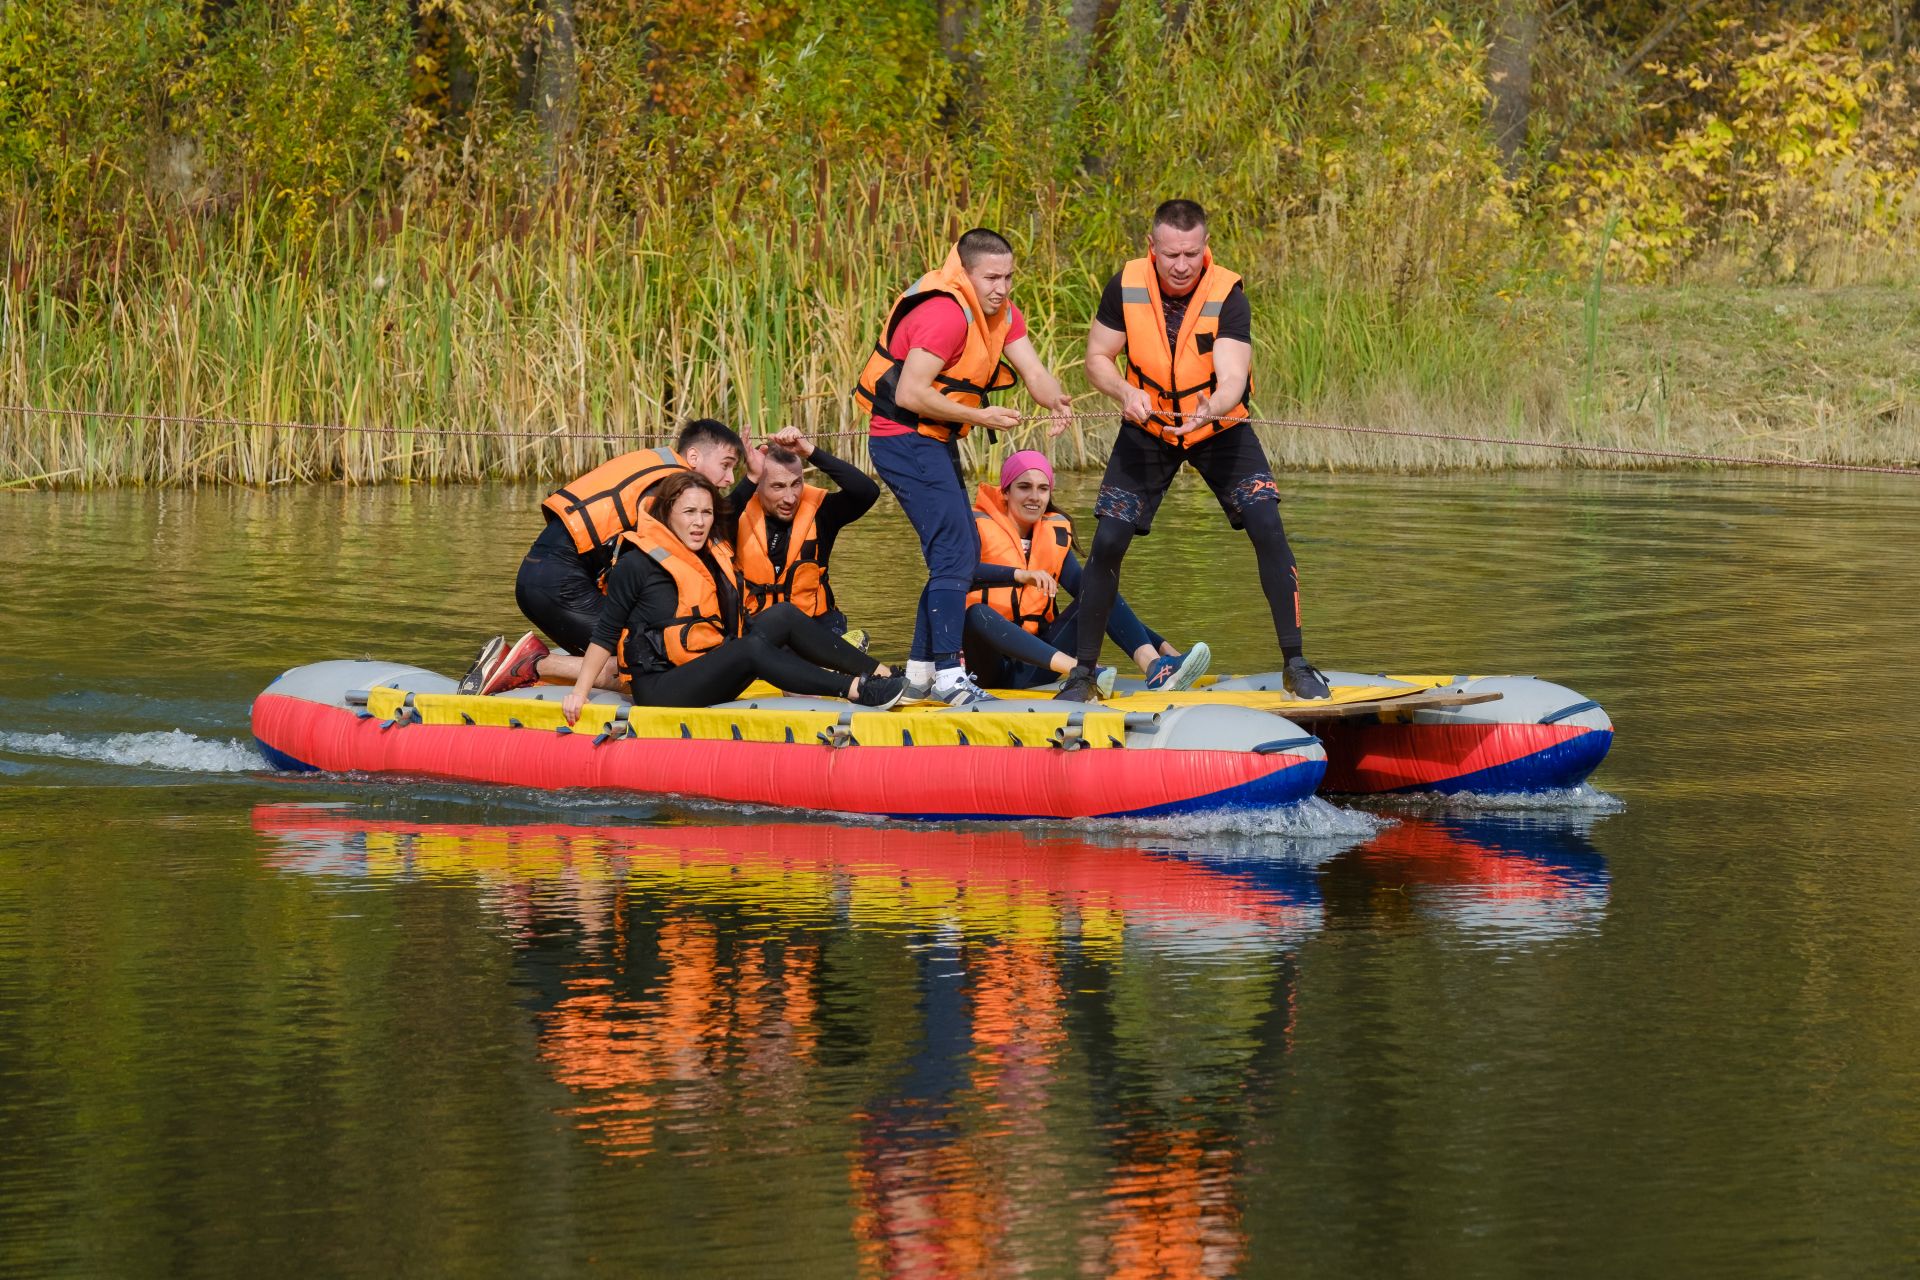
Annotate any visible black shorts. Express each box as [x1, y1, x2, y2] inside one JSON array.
[[514, 543, 604, 654], [1092, 421, 1281, 535]]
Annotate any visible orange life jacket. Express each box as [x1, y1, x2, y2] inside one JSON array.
[[736, 485, 831, 618], [966, 483, 1073, 633], [613, 515, 742, 670], [853, 246, 1019, 443], [1116, 254, 1249, 448], [541, 448, 687, 555]]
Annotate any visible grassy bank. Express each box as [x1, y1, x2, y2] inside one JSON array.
[[2, 203, 1915, 488]]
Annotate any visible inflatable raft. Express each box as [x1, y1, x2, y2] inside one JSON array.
[[251, 660, 1328, 820], [250, 662, 1611, 819]]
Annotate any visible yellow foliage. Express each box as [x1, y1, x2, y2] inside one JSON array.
[[1550, 18, 1920, 282]]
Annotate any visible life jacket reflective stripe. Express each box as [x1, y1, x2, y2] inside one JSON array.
[[1117, 254, 1249, 449], [736, 485, 831, 618], [852, 246, 1019, 443], [541, 448, 687, 554], [966, 482, 1072, 634], [613, 516, 742, 670]]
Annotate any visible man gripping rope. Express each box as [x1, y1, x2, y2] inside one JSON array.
[[1055, 199, 1330, 702], [854, 227, 1073, 705]]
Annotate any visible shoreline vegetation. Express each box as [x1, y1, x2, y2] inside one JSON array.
[[3, 2, 1918, 487]]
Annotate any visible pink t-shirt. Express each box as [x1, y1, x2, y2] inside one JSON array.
[[869, 296, 1027, 436]]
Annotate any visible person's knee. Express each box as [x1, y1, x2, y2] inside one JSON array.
[[1090, 516, 1135, 563], [752, 602, 803, 641], [1240, 499, 1287, 549]]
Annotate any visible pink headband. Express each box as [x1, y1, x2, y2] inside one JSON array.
[[999, 449, 1055, 491]]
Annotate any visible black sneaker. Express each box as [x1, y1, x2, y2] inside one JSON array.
[[851, 673, 908, 710], [456, 635, 505, 695], [1054, 667, 1100, 702], [1283, 656, 1332, 700]]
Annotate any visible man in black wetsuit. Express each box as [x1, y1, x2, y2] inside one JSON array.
[[729, 427, 881, 640], [1056, 199, 1331, 701], [463, 419, 743, 695]]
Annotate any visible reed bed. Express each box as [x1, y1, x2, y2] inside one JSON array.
[[3, 178, 1915, 489]]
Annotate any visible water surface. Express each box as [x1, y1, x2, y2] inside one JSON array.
[[2, 471, 1917, 1276]]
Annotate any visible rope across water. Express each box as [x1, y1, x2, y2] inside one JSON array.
[[3, 401, 1914, 479]]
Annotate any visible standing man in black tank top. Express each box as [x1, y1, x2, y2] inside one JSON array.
[[1055, 199, 1330, 701]]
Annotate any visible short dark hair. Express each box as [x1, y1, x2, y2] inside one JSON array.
[[647, 469, 730, 527], [677, 418, 742, 455], [763, 444, 803, 470], [1151, 199, 1208, 233], [956, 227, 1014, 269]]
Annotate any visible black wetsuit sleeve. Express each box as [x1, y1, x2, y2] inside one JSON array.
[[590, 553, 678, 657], [809, 448, 881, 557], [812, 449, 880, 527], [1093, 271, 1127, 332], [727, 476, 755, 514], [1218, 283, 1251, 344]]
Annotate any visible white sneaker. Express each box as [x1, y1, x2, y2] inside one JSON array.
[[1094, 665, 1117, 698], [931, 671, 997, 706]]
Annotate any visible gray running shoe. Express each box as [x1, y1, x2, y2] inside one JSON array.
[[931, 671, 997, 706], [1283, 656, 1333, 700]]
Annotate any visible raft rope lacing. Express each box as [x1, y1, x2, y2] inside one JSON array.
[[2, 401, 1915, 479]]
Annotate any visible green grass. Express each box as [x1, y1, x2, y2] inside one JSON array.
[[3, 189, 1915, 488]]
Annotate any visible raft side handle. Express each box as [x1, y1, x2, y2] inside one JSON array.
[[1050, 711, 1089, 751], [818, 710, 857, 748], [1540, 699, 1601, 725], [1122, 712, 1161, 733], [1253, 735, 1322, 755], [345, 689, 371, 707]]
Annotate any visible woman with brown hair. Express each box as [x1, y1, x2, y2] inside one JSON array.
[[556, 471, 905, 721]]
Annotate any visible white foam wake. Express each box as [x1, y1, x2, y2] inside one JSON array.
[[0, 729, 264, 774], [1091, 795, 1391, 840]]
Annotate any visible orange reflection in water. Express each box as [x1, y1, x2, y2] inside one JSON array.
[[849, 936, 1070, 1280], [541, 921, 819, 1159], [1100, 1128, 1244, 1280], [253, 806, 1348, 1277]]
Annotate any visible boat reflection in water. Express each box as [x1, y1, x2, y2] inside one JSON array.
[[253, 802, 1607, 1277], [1321, 811, 1613, 942]]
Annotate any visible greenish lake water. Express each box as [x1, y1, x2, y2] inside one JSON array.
[[3, 471, 1918, 1276]]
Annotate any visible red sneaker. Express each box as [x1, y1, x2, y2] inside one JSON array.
[[481, 631, 551, 696]]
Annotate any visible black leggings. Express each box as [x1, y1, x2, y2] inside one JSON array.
[[1073, 503, 1302, 668], [629, 603, 878, 707]]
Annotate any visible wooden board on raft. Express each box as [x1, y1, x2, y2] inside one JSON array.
[[1248, 689, 1503, 722], [1102, 687, 1506, 722]]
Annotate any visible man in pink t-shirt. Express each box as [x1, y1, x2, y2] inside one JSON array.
[[857, 228, 1073, 705], [867, 300, 1029, 437]]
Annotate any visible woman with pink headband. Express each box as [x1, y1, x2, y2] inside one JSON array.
[[963, 450, 1210, 693]]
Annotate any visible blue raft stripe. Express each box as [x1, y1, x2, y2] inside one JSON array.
[[1539, 699, 1602, 725], [253, 738, 318, 773], [1373, 728, 1614, 795]]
